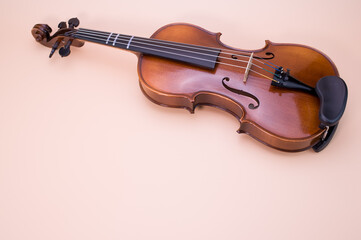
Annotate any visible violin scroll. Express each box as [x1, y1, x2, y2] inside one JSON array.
[[31, 17, 84, 58], [32, 24, 53, 45]]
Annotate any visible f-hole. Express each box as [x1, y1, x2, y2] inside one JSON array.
[[222, 77, 260, 109]]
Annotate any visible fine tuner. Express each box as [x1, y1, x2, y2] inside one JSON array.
[[32, 17, 348, 152]]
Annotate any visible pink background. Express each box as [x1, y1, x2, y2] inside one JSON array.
[[1, 0, 361, 239]]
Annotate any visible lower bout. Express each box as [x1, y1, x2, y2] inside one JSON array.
[[139, 80, 325, 152]]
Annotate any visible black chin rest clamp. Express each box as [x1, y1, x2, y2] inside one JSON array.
[[312, 76, 348, 152]]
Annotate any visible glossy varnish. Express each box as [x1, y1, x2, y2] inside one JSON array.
[[138, 23, 338, 151], [31, 20, 340, 152]]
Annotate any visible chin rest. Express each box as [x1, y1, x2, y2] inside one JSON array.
[[312, 76, 348, 152]]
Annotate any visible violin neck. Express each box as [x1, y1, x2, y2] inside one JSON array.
[[72, 28, 220, 69]]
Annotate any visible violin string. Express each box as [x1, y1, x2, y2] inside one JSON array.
[[73, 29, 278, 77], [68, 31, 279, 82], [67, 28, 281, 73], [76, 28, 281, 70], [65, 30, 280, 82]]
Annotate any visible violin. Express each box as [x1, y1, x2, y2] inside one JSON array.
[[31, 17, 348, 152]]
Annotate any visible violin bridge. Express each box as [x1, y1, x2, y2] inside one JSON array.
[[243, 52, 254, 83]]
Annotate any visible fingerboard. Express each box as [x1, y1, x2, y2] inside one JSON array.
[[72, 28, 221, 69]]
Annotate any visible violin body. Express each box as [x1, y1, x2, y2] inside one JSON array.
[[32, 18, 347, 152], [138, 23, 337, 151]]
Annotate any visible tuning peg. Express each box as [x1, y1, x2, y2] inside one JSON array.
[[59, 46, 71, 57], [58, 21, 67, 29], [59, 40, 73, 57], [68, 18, 80, 28], [49, 40, 61, 58]]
